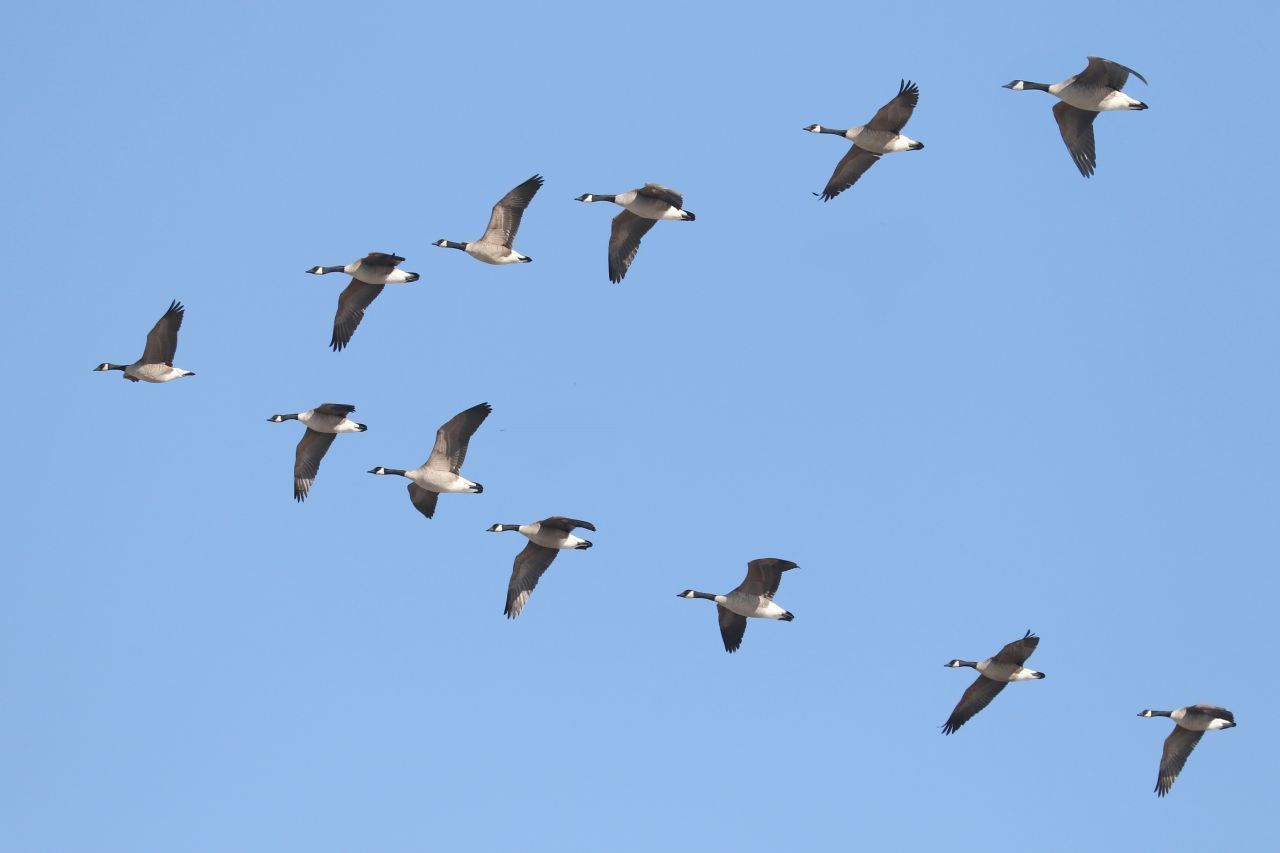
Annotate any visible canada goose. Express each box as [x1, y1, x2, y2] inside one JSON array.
[[267, 403, 367, 501], [574, 183, 695, 283], [942, 630, 1045, 734], [305, 252, 420, 351], [368, 402, 491, 519], [433, 174, 543, 264], [487, 517, 596, 618], [1138, 704, 1236, 796], [804, 79, 924, 201], [1003, 56, 1148, 177], [677, 558, 797, 653], [94, 300, 195, 383]]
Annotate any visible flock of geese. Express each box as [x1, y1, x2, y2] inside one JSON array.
[[91, 56, 1236, 798]]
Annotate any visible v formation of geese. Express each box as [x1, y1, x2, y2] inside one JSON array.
[[92, 58, 1239, 798]]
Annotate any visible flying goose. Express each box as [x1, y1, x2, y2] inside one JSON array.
[[368, 402, 492, 519], [942, 630, 1045, 734], [487, 517, 596, 618], [677, 558, 797, 653], [433, 174, 543, 264], [305, 252, 420, 351], [574, 183, 695, 283], [94, 300, 195, 383], [268, 403, 367, 501], [1138, 704, 1236, 796], [804, 79, 924, 201], [1003, 56, 1148, 177]]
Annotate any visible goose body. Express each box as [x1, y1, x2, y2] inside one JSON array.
[[94, 300, 195, 383], [368, 402, 491, 519], [1003, 56, 1148, 177], [942, 631, 1045, 734], [1138, 704, 1236, 796], [434, 174, 542, 265], [488, 517, 596, 618], [678, 558, 797, 653], [305, 252, 420, 351], [575, 183, 695, 283], [268, 403, 367, 501], [804, 80, 924, 201]]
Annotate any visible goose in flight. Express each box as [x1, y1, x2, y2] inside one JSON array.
[[94, 300, 195, 383], [575, 183, 695, 283], [433, 174, 543, 264], [268, 403, 367, 501], [368, 402, 492, 519], [677, 558, 798, 653], [487, 516, 595, 618], [941, 630, 1045, 734], [305, 252, 419, 351], [804, 79, 924, 201]]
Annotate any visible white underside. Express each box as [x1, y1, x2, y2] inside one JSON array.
[[466, 242, 525, 264], [298, 411, 362, 433], [519, 524, 586, 549], [127, 363, 191, 383], [407, 468, 478, 493]]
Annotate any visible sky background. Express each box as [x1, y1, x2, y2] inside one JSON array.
[[3, 1, 1278, 850]]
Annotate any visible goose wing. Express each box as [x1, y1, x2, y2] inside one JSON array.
[[992, 630, 1040, 666], [505, 541, 559, 619], [816, 146, 880, 201], [636, 183, 684, 209], [481, 174, 543, 247], [424, 402, 493, 472], [537, 517, 597, 533], [1080, 56, 1147, 90], [738, 558, 799, 599], [293, 429, 337, 502], [1052, 102, 1098, 178], [866, 79, 919, 133], [140, 300, 185, 365], [717, 605, 748, 653], [608, 210, 658, 283], [313, 403, 356, 418], [331, 280, 384, 351], [942, 674, 1007, 735], [407, 483, 439, 519], [1156, 726, 1204, 796]]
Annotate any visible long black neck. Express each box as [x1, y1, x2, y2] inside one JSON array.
[[1147, 710, 1173, 717], [689, 591, 717, 601], [589, 194, 617, 203], [380, 467, 408, 476], [104, 363, 127, 371], [1021, 81, 1052, 92], [440, 241, 467, 250], [319, 265, 346, 274], [819, 127, 848, 135]]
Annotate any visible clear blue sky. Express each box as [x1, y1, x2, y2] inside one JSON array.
[[4, 1, 1277, 850]]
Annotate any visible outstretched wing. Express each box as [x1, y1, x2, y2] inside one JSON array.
[[313, 403, 356, 417], [1080, 56, 1147, 90], [407, 483, 439, 519], [140, 300, 184, 365], [537, 517, 597, 533], [816, 146, 880, 201], [738, 558, 799, 599], [717, 605, 748, 654], [992, 630, 1040, 666], [505, 542, 559, 619], [1053, 102, 1098, 178], [637, 183, 684, 209], [482, 174, 543, 247], [867, 79, 919, 133], [608, 211, 658, 283], [293, 429, 337, 502], [425, 402, 493, 472], [331, 280, 384, 351], [942, 675, 1007, 735], [1156, 726, 1204, 797]]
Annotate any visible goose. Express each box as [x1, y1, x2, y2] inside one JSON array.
[[305, 252, 420, 351], [574, 183, 695, 283], [267, 403, 367, 501], [677, 558, 797, 653], [1138, 704, 1236, 796], [804, 79, 924, 201], [94, 300, 195, 383], [1003, 56, 1148, 177], [942, 630, 1045, 734], [368, 402, 491, 519], [487, 517, 596, 618], [433, 174, 543, 264]]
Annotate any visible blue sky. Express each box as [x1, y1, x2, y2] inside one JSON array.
[[4, 1, 1278, 850]]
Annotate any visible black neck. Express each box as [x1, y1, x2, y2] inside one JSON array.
[[321, 265, 346, 274], [690, 591, 717, 601], [820, 127, 848, 135], [590, 194, 616, 203], [1022, 81, 1052, 92], [382, 468, 407, 476], [105, 363, 126, 371], [442, 241, 466, 250]]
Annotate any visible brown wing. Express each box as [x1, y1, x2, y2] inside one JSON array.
[[608, 210, 658, 283], [816, 146, 880, 201], [537, 517, 596, 533], [636, 183, 684, 209], [424, 402, 492, 472], [717, 605, 748, 654], [407, 483, 439, 519], [313, 403, 356, 417], [1053, 101, 1098, 178], [1079, 56, 1147, 90], [942, 675, 1007, 735], [331, 280, 384, 351], [866, 79, 919, 133], [738, 558, 799, 599], [481, 174, 543, 247], [1156, 726, 1204, 796], [992, 630, 1040, 666], [140, 300, 184, 365], [293, 429, 337, 502], [504, 541, 559, 619]]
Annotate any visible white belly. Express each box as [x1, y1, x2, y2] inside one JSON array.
[[467, 243, 523, 265], [408, 469, 476, 493], [127, 363, 187, 383]]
